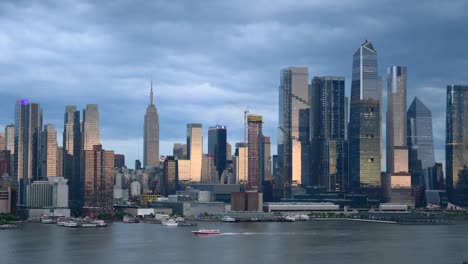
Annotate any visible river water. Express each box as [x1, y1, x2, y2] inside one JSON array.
[[1, 221, 468, 264]]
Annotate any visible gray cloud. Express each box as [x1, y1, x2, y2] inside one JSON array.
[[0, 0, 467, 168]]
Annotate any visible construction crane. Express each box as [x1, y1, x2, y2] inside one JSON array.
[[229, 102, 250, 184]]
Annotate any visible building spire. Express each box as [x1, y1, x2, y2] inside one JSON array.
[[150, 80, 154, 105]]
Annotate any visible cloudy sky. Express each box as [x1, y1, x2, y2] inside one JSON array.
[[0, 0, 467, 169]]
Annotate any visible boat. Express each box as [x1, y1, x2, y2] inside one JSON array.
[[221, 216, 236, 222], [41, 216, 54, 224], [80, 222, 98, 228], [123, 215, 139, 223], [162, 219, 178, 227], [57, 218, 67, 226], [63, 221, 78, 228], [177, 221, 197, 227], [92, 220, 107, 227], [283, 215, 296, 222], [192, 229, 221, 235]]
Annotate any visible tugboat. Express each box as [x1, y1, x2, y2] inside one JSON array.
[[192, 229, 221, 235]]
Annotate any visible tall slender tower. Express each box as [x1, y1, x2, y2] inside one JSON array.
[[278, 67, 309, 197], [187, 124, 202, 182], [348, 40, 382, 194], [247, 115, 263, 191], [40, 124, 58, 179], [14, 99, 42, 205], [310, 76, 348, 192], [407, 97, 435, 186], [63, 105, 81, 209], [386, 66, 408, 174], [144, 82, 160, 169], [446, 85, 468, 206]]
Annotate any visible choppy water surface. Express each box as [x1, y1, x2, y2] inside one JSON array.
[[1, 221, 468, 264]]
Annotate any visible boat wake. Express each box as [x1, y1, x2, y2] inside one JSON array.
[[220, 232, 300, 236]]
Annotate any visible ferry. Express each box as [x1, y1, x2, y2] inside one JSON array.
[[123, 215, 139, 223], [40, 216, 54, 224], [191, 229, 221, 235], [92, 220, 107, 227]]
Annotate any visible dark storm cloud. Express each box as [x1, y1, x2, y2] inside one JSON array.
[[0, 0, 467, 167]]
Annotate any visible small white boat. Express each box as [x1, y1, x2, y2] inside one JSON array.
[[284, 215, 296, 222], [162, 219, 178, 227], [192, 229, 220, 235], [63, 221, 78, 228], [221, 216, 236, 222], [41, 216, 54, 224], [80, 222, 98, 228], [92, 220, 107, 227]]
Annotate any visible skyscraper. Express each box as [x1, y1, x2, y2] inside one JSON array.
[[386, 66, 409, 174], [234, 142, 248, 184], [0, 132, 4, 151], [208, 125, 227, 179], [446, 85, 468, 206], [407, 97, 435, 186], [247, 115, 263, 191], [162, 156, 178, 196], [348, 40, 382, 193], [187, 123, 202, 182], [5, 124, 15, 153], [144, 83, 160, 169], [82, 144, 114, 210], [40, 124, 58, 179], [278, 67, 310, 197], [263, 136, 272, 182], [82, 104, 100, 151], [386, 66, 412, 205], [14, 99, 42, 205], [310, 76, 348, 192], [63, 105, 81, 209]]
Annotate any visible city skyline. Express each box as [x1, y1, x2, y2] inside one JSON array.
[[1, 1, 468, 169]]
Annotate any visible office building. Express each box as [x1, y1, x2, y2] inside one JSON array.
[[407, 97, 435, 186], [56, 147, 63, 177], [14, 99, 42, 206], [162, 156, 178, 196], [63, 105, 81, 208], [263, 136, 272, 182], [135, 160, 142, 170], [4, 124, 14, 175], [247, 115, 263, 191], [348, 40, 382, 193], [234, 142, 248, 184], [0, 151, 11, 176], [310, 76, 348, 192], [0, 132, 4, 151], [0, 178, 16, 213], [278, 67, 310, 197], [144, 83, 160, 168], [26, 176, 70, 218], [177, 159, 191, 182], [40, 124, 58, 179], [187, 123, 202, 182], [201, 154, 218, 184], [446, 85, 468, 206], [226, 143, 232, 161], [173, 143, 187, 160], [386, 66, 412, 205], [114, 154, 125, 168], [208, 125, 227, 180], [82, 145, 114, 210], [82, 104, 100, 151]]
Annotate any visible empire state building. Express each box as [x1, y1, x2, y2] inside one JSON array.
[[144, 82, 160, 168]]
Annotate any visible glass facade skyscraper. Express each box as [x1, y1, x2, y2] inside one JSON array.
[[446, 85, 468, 206], [82, 104, 100, 151], [208, 125, 227, 179], [63, 105, 81, 210], [40, 124, 58, 179], [349, 40, 382, 192], [407, 97, 435, 186], [14, 99, 42, 205], [187, 123, 202, 182], [386, 66, 408, 174], [144, 84, 160, 169], [278, 67, 309, 197], [310, 76, 348, 192]]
